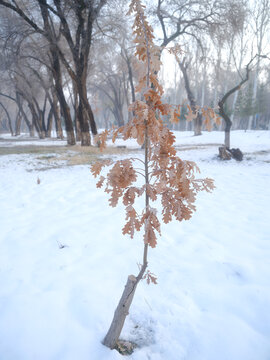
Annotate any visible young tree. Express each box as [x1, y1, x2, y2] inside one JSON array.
[[91, 0, 215, 351]]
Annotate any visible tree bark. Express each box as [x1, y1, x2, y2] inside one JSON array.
[[51, 87, 63, 139], [103, 275, 138, 349], [51, 49, 75, 145], [15, 92, 34, 136], [218, 56, 257, 149], [123, 49, 136, 104], [0, 102, 13, 136], [72, 80, 81, 142], [15, 111, 22, 136], [46, 106, 53, 137], [178, 59, 202, 135], [77, 95, 91, 146]]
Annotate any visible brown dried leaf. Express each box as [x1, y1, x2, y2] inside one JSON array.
[[108, 160, 137, 189], [169, 106, 181, 124], [90, 160, 112, 177], [144, 223, 157, 248], [123, 186, 142, 206], [143, 269, 158, 285], [145, 184, 157, 201], [96, 176, 105, 188], [141, 208, 161, 248], [94, 129, 109, 150], [185, 104, 197, 122], [122, 205, 142, 238]]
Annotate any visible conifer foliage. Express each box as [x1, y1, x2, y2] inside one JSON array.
[[90, 0, 215, 350]]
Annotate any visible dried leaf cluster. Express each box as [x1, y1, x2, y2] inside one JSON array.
[[91, 0, 215, 282]]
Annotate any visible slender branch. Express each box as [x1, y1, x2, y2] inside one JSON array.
[[130, 157, 145, 165], [136, 244, 148, 282], [0, 0, 43, 34], [134, 170, 146, 178], [0, 92, 16, 102], [219, 54, 260, 106], [157, 0, 167, 42], [20, 55, 53, 72]]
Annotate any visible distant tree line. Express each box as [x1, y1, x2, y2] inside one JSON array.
[[0, 0, 269, 145]]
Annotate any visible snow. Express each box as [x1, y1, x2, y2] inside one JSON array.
[[0, 133, 66, 147], [0, 130, 270, 360]]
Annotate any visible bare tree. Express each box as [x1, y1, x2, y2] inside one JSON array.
[[155, 0, 248, 135], [0, 0, 108, 145], [218, 54, 267, 150], [0, 1, 76, 143], [155, 0, 219, 134]]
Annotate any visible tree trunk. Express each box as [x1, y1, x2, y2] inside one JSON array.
[[28, 102, 42, 138], [113, 105, 125, 127], [219, 99, 232, 148], [126, 54, 136, 104], [77, 97, 91, 146], [15, 92, 33, 136], [15, 112, 22, 136], [51, 49, 75, 145], [55, 84, 75, 144], [178, 59, 202, 136], [218, 56, 256, 149], [80, 80, 97, 139], [224, 130, 231, 149], [75, 117, 82, 142], [103, 275, 137, 349], [39, 110, 46, 139], [73, 81, 81, 142], [0, 102, 14, 136], [29, 124, 34, 137], [46, 106, 53, 137], [51, 87, 63, 139], [230, 90, 239, 126], [194, 113, 202, 136]]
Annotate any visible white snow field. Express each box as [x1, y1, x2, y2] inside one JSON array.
[[0, 130, 269, 360]]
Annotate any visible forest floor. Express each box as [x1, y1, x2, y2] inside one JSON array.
[[0, 130, 269, 360]]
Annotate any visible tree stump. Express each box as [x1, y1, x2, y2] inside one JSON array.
[[218, 147, 244, 161], [227, 148, 243, 161], [218, 147, 232, 160]]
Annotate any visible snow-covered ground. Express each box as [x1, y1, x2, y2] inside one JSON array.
[[0, 130, 269, 360], [0, 133, 66, 147]]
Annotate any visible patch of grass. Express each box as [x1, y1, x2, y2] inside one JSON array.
[[0, 145, 68, 156], [39, 145, 136, 167], [115, 340, 137, 355], [36, 155, 56, 160], [175, 143, 222, 151], [0, 143, 140, 171], [245, 149, 270, 156], [0, 144, 136, 157]]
